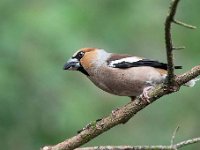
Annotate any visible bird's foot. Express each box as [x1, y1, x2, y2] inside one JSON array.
[[139, 86, 154, 103]]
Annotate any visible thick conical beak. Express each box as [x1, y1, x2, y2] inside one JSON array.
[[63, 58, 80, 70]]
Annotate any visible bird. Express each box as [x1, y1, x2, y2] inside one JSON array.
[[63, 48, 197, 101]]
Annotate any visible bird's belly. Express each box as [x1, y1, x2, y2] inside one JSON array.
[[88, 67, 165, 96], [89, 75, 144, 96]]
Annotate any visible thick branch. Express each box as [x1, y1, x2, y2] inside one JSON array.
[[165, 0, 180, 86], [176, 65, 200, 85], [42, 65, 200, 150]]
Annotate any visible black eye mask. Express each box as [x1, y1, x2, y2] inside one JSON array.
[[72, 51, 89, 76], [73, 51, 85, 60]]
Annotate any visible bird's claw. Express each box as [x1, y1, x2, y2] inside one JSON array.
[[140, 92, 151, 103], [139, 86, 154, 103]]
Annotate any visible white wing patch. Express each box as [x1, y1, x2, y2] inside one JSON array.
[[108, 57, 142, 67]]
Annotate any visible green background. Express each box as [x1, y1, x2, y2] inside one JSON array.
[[0, 0, 200, 150]]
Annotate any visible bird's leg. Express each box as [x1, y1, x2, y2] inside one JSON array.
[[139, 86, 155, 103]]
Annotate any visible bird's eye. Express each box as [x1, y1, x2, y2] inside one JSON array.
[[77, 51, 85, 59]]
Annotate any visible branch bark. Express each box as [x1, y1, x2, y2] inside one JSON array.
[[42, 0, 199, 150]]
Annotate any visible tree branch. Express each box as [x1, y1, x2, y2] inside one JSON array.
[[77, 146, 175, 150], [41, 1, 199, 150], [165, 0, 196, 88], [74, 137, 200, 150], [61, 127, 200, 150], [165, 0, 180, 87], [42, 137, 200, 150], [176, 137, 200, 149]]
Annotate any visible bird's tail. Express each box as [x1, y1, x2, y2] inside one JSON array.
[[184, 78, 200, 87], [174, 66, 182, 69]]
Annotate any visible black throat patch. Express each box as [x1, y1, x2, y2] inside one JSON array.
[[78, 66, 90, 76]]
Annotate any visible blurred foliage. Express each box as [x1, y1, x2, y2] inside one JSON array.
[[0, 0, 200, 150]]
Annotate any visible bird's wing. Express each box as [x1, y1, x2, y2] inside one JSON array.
[[107, 55, 182, 70]]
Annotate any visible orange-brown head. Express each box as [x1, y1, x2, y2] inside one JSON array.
[[63, 48, 103, 76]]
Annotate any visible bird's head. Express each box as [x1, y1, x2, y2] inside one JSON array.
[[63, 48, 107, 76]]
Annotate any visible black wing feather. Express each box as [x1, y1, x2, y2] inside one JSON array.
[[112, 59, 182, 70]]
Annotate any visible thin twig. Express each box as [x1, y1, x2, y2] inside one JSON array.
[[172, 46, 185, 50], [170, 126, 180, 146], [176, 137, 200, 148], [173, 20, 197, 29], [76, 145, 175, 150], [75, 137, 200, 150]]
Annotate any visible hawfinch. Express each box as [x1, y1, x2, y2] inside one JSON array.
[[64, 48, 197, 100]]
